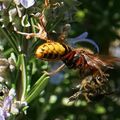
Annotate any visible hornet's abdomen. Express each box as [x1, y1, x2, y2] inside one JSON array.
[[35, 42, 71, 61]]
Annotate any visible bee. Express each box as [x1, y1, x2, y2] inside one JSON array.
[[68, 75, 111, 102], [84, 90, 115, 102]]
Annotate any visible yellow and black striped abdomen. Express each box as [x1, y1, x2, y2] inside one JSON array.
[[35, 42, 71, 61]]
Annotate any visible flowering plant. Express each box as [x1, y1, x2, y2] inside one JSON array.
[[0, 0, 78, 119]]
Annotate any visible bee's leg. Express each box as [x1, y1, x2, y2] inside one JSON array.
[[68, 91, 81, 102], [80, 81, 88, 91], [80, 76, 93, 91], [86, 57, 107, 78], [94, 74, 103, 85], [43, 64, 65, 76], [83, 93, 91, 102], [92, 64, 109, 79], [93, 71, 109, 86]]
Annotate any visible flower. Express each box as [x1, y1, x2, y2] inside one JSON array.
[[0, 107, 7, 120], [20, 0, 35, 9], [68, 32, 99, 53], [0, 57, 15, 83], [0, 87, 27, 119], [0, 3, 6, 11], [0, 88, 15, 120]]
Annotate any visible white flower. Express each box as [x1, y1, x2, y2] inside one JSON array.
[[0, 3, 6, 11], [20, 0, 35, 8]]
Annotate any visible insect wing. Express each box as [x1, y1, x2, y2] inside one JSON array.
[[86, 53, 120, 68]]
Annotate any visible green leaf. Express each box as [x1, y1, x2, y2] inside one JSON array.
[[20, 54, 27, 101], [16, 54, 27, 101], [26, 73, 49, 103], [0, 26, 20, 54]]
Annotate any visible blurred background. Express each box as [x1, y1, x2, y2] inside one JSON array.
[[0, 0, 120, 120]]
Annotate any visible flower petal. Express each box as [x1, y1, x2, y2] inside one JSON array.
[[0, 108, 5, 120], [0, 3, 6, 11], [20, 0, 35, 8]]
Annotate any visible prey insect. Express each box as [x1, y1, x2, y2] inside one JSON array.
[[68, 75, 112, 102]]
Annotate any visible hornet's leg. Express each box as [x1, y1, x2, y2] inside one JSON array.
[[43, 64, 65, 76]]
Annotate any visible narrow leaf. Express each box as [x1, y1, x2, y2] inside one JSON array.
[[26, 74, 49, 103], [20, 54, 27, 101]]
